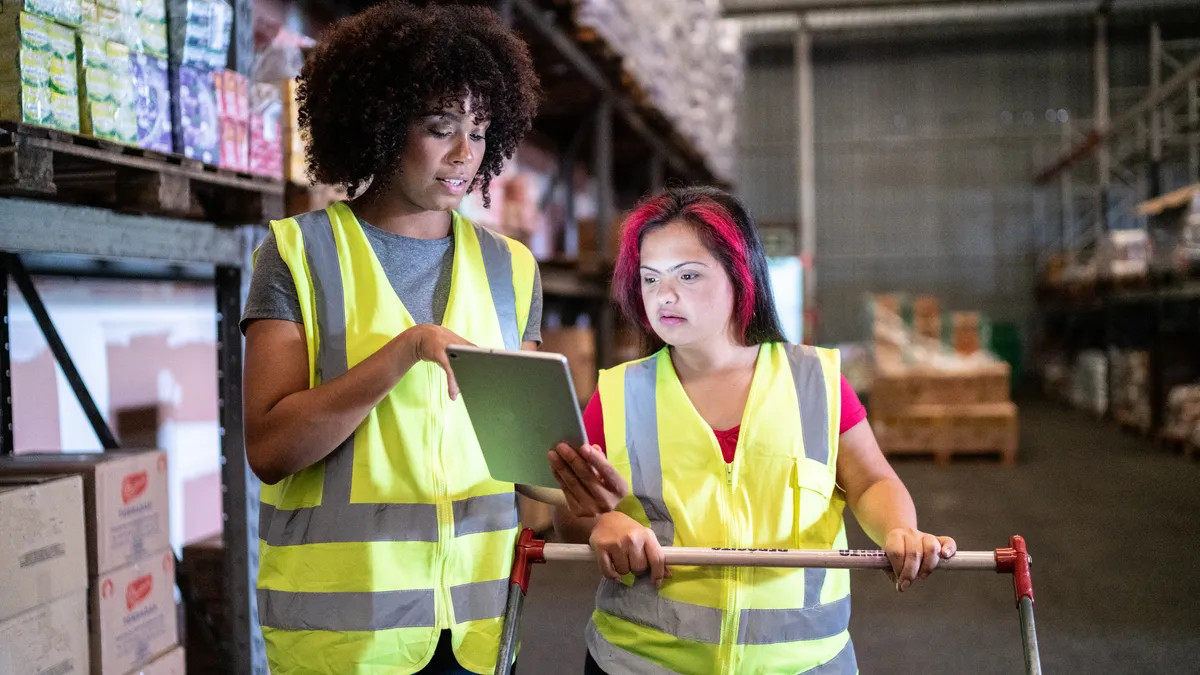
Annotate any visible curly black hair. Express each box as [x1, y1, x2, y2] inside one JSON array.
[[297, 1, 541, 204]]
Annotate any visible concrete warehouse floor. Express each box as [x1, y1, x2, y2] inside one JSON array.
[[516, 399, 1200, 674]]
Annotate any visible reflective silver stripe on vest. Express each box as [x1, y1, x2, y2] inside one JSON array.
[[296, 209, 355, 505], [737, 596, 852, 645], [787, 344, 831, 466], [805, 568, 826, 609], [453, 493, 519, 537], [624, 359, 674, 547], [798, 637, 858, 675], [596, 578, 722, 644], [586, 622, 682, 675], [450, 578, 509, 623], [474, 223, 520, 351], [257, 587, 436, 632], [259, 501, 439, 545], [259, 209, 520, 630], [595, 578, 850, 646]]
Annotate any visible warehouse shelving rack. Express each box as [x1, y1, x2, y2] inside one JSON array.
[[0, 0, 725, 672], [1030, 13, 1200, 451]]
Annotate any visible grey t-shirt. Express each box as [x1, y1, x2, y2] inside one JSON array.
[[240, 218, 543, 343]]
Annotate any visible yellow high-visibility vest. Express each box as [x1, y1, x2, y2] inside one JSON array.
[[256, 202, 536, 675], [587, 342, 857, 675]]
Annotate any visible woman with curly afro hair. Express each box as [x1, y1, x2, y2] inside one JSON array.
[[239, 2, 555, 673]]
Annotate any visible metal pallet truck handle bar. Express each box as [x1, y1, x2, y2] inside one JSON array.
[[495, 530, 1041, 675]]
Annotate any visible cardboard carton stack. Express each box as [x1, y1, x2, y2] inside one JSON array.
[[0, 450, 183, 674], [1110, 349, 1152, 432], [0, 474, 90, 675], [1164, 385, 1200, 449], [867, 293, 1019, 464]]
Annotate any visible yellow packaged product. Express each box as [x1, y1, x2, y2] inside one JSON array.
[[50, 89, 78, 131]]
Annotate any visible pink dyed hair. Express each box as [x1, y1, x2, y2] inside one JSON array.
[[612, 193, 757, 342]]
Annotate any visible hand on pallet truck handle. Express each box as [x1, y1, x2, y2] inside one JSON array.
[[497, 530, 1041, 675]]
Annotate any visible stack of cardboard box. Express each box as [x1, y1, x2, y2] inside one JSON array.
[[0, 474, 90, 675], [0, 450, 185, 674], [867, 293, 1019, 464]]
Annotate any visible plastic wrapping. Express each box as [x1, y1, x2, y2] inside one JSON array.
[[171, 63, 220, 163], [168, 0, 232, 70], [131, 53, 171, 151], [0, 12, 77, 131], [248, 82, 282, 178]]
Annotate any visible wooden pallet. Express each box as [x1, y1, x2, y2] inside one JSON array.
[[0, 121, 284, 224], [872, 403, 1020, 466]]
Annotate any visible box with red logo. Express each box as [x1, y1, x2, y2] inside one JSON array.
[[91, 550, 178, 675], [220, 116, 249, 171], [0, 591, 90, 675], [0, 451, 171, 577], [129, 645, 184, 675]]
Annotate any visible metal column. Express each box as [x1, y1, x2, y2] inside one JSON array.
[[795, 24, 816, 341], [1150, 22, 1164, 196], [650, 151, 665, 194], [594, 99, 615, 368], [217, 261, 263, 675], [0, 258, 10, 455], [1189, 78, 1199, 183], [1095, 11, 1111, 245], [1061, 120, 1075, 255]]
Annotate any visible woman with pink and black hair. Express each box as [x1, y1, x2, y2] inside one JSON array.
[[548, 186, 956, 675]]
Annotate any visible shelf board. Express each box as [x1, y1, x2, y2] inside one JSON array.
[[0, 197, 244, 266], [0, 122, 284, 224], [1136, 183, 1200, 216]]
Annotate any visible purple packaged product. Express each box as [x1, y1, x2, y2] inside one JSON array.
[[172, 65, 220, 164], [131, 54, 173, 153]]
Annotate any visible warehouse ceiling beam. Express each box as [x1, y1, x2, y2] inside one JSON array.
[[728, 0, 1200, 29], [511, 0, 708, 183]]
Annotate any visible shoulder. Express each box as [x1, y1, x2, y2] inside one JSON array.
[[459, 213, 537, 270]]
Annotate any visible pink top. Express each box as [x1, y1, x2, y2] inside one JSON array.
[[584, 375, 867, 464]]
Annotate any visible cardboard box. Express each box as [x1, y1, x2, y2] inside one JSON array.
[[130, 645, 185, 675], [871, 362, 1011, 410], [0, 475, 87, 622], [0, 592, 90, 675], [92, 550, 179, 675], [0, 450, 171, 577], [540, 326, 597, 403]]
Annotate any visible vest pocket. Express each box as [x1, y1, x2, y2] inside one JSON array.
[[791, 458, 837, 548]]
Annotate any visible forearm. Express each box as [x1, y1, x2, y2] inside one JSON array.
[[848, 476, 918, 547], [247, 337, 417, 483]]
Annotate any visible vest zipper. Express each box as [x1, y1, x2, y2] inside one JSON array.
[[432, 366, 451, 631], [718, 455, 740, 674]]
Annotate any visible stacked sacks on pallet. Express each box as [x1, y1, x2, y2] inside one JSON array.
[[865, 294, 1019, 464], [1110, 349, 1152, 432], [572, 0, 743, 179], [1164, 385, 1200, 448], [1070, 351, 1108, 417]]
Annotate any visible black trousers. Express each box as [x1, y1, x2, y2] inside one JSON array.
[[419, 630, 518, 674], [583, 652, 609, 675]]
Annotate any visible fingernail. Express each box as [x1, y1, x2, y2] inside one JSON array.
[[901, 580, 910, 592], [919, 572, 929, 580]]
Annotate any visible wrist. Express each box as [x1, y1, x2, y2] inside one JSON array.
[[388, 329, 422, 378]]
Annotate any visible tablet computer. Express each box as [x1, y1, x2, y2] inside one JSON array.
[[447, 345, 589, 489]]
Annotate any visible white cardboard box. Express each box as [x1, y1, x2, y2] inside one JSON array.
[[0, 475, 88, 622], [128, 645, 185, 675], [0, 592, 90, 675], [91, 549, 179, 675], [0, 451, 171, 576]]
